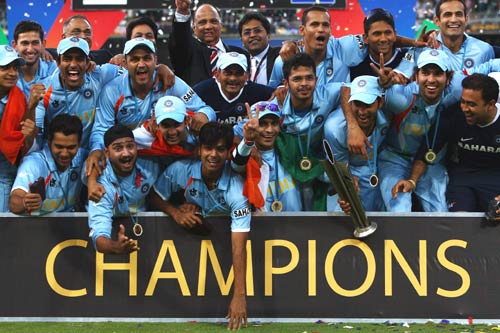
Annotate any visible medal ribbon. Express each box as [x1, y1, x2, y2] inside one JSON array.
[[366, 128, 379, 178], [267, 150, 280, 204], [292, 107, 313, 159], [422, 100, 442, 154]]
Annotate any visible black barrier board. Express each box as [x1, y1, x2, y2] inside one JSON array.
[[0, 212, 498, 319]]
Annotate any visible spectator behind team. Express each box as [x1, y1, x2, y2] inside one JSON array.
[[87, 125, 159, 255], [392, 73, 500, 212], [46, 15, 113, 65], [324, 76, 388, 212], [11, 20, 56, 101], [109, 15, 173, 69], [193, 51, 274, 127], [150, 122, 250, 330], [169, 0, 249, 86], [9, 114, 87, 215], [268, 5, 367, 88], [0, 45, 37, 212], [237, 12, 280, 85], [232, 101, 303, 212], [35, 37, 121, 150]]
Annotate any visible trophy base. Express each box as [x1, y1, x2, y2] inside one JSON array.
[[354, 222, 377, 238]]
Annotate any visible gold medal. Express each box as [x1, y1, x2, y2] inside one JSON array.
[[133, 223, 143, 237], [424, 149, 436, 164], [369, 174, 379, 187], [299, 157, 312, 171], [271, 200, 283, 212]]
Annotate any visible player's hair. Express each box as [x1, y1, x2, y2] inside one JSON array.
[[283, 53, 316, 80], [63, 15, 91, 31], [104, 125, 134, 148], [199, 122, 233, 150], [462, 73, 499, 104], [238, 12, 271, 36], [48, 114, 83, 143], [126, 15, 158, 41], [13, 20, 45, 41], [301, 6, 329, 26], [434, 0, 467, 18], [363, 8, 395, 35]]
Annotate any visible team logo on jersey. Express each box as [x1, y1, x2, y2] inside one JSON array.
[[49, 178, 57, 187], [315, 115, 324, 124], [70, 170, 78, 181], [429, 50, 439, 56], [464, 58, 474, 68], [118, 196, 124, 204], [235, 103, 245, 113], [83, 89, 93, 99], [381, 126, 388, 136], [189, 188, 198, 197], [496, 135, 500, 144], [326, 67, 333, 77], [218, 197, 226, 205], [51, 100, 60, 108], [358, 79, 367, 87], [141, 184, 150, 193], [120, 107, 128, 115]]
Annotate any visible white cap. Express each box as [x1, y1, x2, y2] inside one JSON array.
[[217, 52, 248, 71]]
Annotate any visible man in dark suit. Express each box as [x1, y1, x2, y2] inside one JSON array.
[[169, 0, 249, 86], [238, 12, 280, 86], [46, 15, 113, 65]]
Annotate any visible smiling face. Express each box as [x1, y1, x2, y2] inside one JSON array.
[[12, 31, 44, 67], [300, 10, 330, 56], [215, 64, 248, 100], [416, 64, 450, 105], [241, 19, 270, 56], [159, 118, 188, 146], [105, 137, 137, 177], [352, 99, 381, 135], [200, 139, 229, 179], [57, 49, 89, 91], [192, 5, 222, 46], [284, 65, 317, 106], [255, 115, 280, 151], [363, 20, 396, 60], [434, 0, 468, 41], [0, 62, 20, 95], [49, 132, 80, 171], [460, 88, 496, 126], [130, 24, 156, 43]]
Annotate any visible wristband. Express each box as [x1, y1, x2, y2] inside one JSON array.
[[408, 179, 416, 190]]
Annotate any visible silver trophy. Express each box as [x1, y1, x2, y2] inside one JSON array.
[[321, 139, 377, 238]]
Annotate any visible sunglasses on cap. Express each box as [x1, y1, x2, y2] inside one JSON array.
[[256, 102, 279, 112]]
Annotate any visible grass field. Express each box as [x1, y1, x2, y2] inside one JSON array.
[[0, 321, 497, 333]]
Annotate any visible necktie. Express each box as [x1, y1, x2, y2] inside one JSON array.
[[250, 57, 259, 82], [209, 45, 219, 77]]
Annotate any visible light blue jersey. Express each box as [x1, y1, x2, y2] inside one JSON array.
[[268, 35, 366, 88], [280, 82, 342, 157], [261, 149, 302, 212], [90, 72, 215, 152], [436, 33, 493, 70], [87, 157, 159, 247], [35, 64, 120, 149], [324, 108, 388, 211], [154, 159, 251, 232], [16, 59, 57, 100], [11, 145, 87, 215], [378, 81, 462, 212]]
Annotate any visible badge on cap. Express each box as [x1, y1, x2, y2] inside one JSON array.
[[358, 79, 367, 87], [70, 37, 80, 43], [164, 100, 173, 107], [229, 52, 239, 57], [429, 50, 439, 56], [5, 45, 14, 52]]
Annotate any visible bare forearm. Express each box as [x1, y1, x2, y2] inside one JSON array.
[[231, 232, 248, 297]]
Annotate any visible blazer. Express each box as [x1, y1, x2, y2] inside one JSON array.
[[168, 19, 249, 87]]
